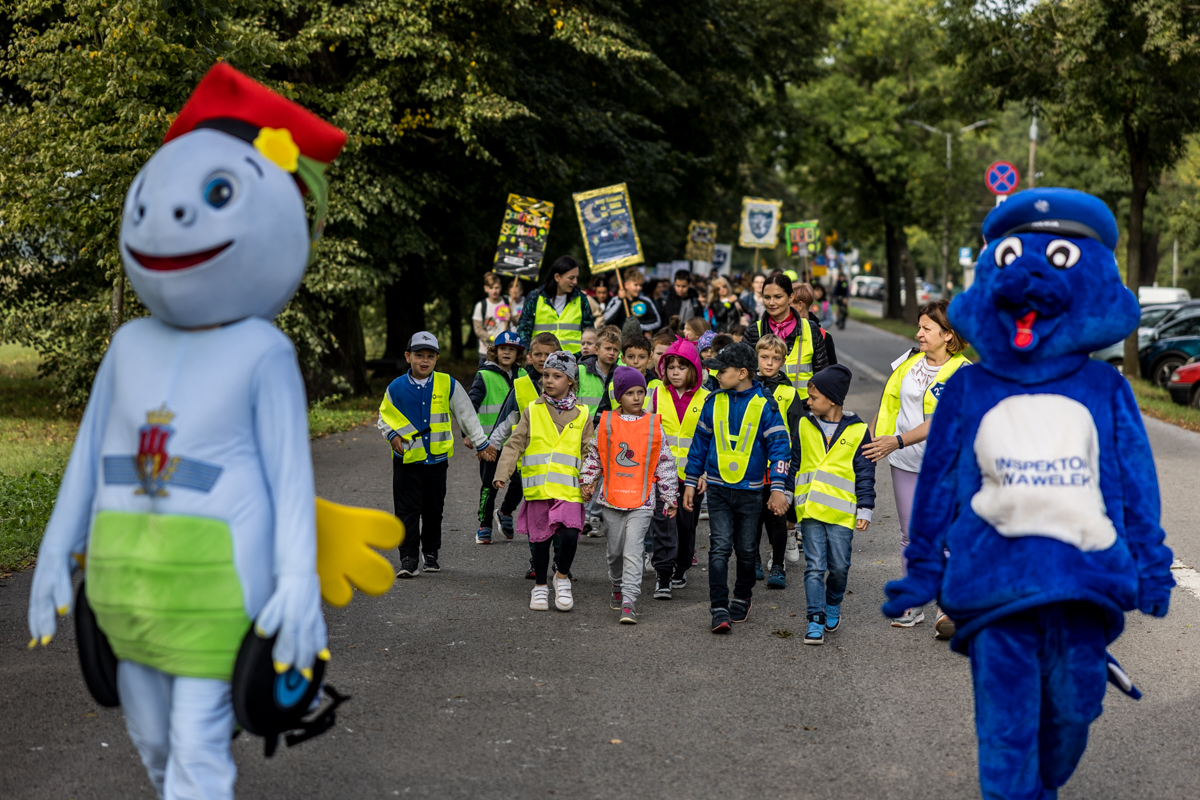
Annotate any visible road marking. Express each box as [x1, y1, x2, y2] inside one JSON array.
[[1171, 560, 1200, 601], [840, 352, 889, 384]]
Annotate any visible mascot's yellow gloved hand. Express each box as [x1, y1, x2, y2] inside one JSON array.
[[315, 498, 405, 607]]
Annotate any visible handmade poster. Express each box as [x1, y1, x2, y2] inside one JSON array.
[[573, 183, 644, 272], [711, 244, 733, 276], [493, 194, 554, 277], [785, 220, 820, 257], [685, 221, 718, 262], [739, 197, 782, 248]]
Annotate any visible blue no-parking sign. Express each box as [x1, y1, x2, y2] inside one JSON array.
[[986, 161, 1020, 195]]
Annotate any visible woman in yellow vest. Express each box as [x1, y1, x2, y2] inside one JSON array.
[[863, 300, 970, 634], [493, 351, 594, 612], [744, 273, 829, 398], [515, 256, 594, 355], [646, 337, 709, 590]]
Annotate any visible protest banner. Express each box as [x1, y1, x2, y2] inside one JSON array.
[[711, 244, 733, 276], [493, 194, 554, 276], [739, 197, 782, 248], [784, 220, 820, 257], [573, 183, 644, 272], [685, 221, 718, 262]]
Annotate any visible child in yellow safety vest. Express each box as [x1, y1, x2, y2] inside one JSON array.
[[790, 364, 876, 646], [646, 336, 709, 593], [581, 367, 678, 625], [755, 334, 803, 587], [494, 351, 594, 612], [468, 331, 526, 545]]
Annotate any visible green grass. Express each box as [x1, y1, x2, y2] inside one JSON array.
[[1128, 377, 1200, 434]]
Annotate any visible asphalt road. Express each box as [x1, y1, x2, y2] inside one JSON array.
[[4, 318, 1200, 799]]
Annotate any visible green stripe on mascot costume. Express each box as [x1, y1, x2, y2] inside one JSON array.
[[27, 64, 404, 797], [882, 188, 1174, 800]]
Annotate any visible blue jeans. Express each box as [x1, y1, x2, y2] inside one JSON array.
[[706, 486, 761, 608], [800, 518, 854, 617]]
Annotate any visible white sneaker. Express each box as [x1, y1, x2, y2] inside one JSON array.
[[765, 555, 773, 572], [553, 575, 574, 611], [585, 515, 604, 537], [698, 502, 709, 521], [890, 608, 925, 628], [530, 585, 549, 611], [785, 533, 801, 563], [643, 553, 654, 574]]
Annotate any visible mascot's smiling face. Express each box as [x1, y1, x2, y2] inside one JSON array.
[[949, 188, 1140, 383], [120, 128, 309, 329]]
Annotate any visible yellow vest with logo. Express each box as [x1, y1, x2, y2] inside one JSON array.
[[794, 417, 868, 528], [378, 372, 453, 463], [757, 319, 814, 398], [875, 352, 970, 437], [521, 402, 588, 502], [772, 383, 797, 441], [712, 393, 767, 484], [655, 384, 710, 479], [532, 294, 584, 353]]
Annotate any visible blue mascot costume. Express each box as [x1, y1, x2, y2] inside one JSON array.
[[882, 188, 1175, 799]]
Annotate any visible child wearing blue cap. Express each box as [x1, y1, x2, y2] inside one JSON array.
[[470, 331, 527, 544]]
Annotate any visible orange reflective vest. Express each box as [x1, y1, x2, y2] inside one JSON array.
[[596, 411, 664, 509]]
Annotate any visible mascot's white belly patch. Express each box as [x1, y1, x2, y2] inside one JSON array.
[[971, 394, 1116, 552]]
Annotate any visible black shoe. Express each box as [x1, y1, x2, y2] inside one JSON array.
[[653, 571, 672, 600], [396, 557, 419, 579], [525, 559, 536, 580], [711, 607, 732, 634], [422, 553, 440, 573], [730, 597, 752, 623]]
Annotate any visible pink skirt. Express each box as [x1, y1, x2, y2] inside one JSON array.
[[517, 498, 585, 543]]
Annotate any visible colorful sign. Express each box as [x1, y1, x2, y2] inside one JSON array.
[[784, 220, 820, 257], [985, 161, 1020, 195], [685, 221, 718, 262], [573, 183, 644, 272], [739, 197, 782, 248], [493, 194, 554, 277]]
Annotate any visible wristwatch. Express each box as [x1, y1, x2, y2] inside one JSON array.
[[895, 435, 905, 449]]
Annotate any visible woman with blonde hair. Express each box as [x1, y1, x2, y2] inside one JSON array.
[[705, 275, 748, 333], [863, 299, 970, 635]]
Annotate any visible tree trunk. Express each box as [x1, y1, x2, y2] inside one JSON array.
[[899, 230, 920, 325], [325, 302, 370, 396], [1140, 227, 1161, 287], [1124, 126, 1151, 380], [884, 220, 904, 320], [384, 253, 428, 369]]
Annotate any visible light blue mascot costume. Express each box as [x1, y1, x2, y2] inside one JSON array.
[[882, 188, 1175, 799], [27, 65, 403, 799]]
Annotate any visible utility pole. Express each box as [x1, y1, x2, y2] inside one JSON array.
[[1029, 100, 1038, 189], [906, 118, 991, 293]]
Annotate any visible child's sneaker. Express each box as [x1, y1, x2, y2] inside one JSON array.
[[824, 603, 841, 632], [729, 597, 752, 623], [766, 564, 786, 590], [934, 611, 956, 640], [422, 553, 440, 573], [396, 557, 419, 579], [610, 581, 622, 610], [643, 552, 654, 574], [670, 572, 688, 590], [890, 608, 925, 628], [755, 554, 764, 581], [525, 556, 536, 580], [653, 572, 672, 600], [553, 575, 574, 611], [619, 601, 637, 624], [476, 527, 492, 545], [692, 552, 698, 566], [804, 613, 826, 645], [584, 515, 604, 537], [710, 607, 732, 634], [498, 513, 515, 539], [699, 500, 709, 520], [785, 533, 800, 563], [530, 585, 549, 611]]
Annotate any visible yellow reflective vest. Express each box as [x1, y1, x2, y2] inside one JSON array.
[[712, 393, 767, 484], [521, 402, 589, 502], [378, 372, 453, 463], [875, 352, 970, 437], [756, 318, 814, 398], [532, 294, 584, 354], [514, 373, 540, 413], [771, 383, 797, 441], [654, 384, 709, 479], [794, 416, 868, 529]]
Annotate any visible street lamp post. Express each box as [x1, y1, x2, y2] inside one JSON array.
[[906, 118, 991, 294]]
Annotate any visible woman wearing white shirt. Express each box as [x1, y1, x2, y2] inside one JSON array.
[[863, 300, 970, 635]]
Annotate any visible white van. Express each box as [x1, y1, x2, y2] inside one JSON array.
[[1138, 286, 1191, 305]]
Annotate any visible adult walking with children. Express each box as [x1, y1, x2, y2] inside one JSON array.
[[744, 272, 828, 398], [516, 256, 594, 355]]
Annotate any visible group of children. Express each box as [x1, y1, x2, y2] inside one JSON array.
[[380, 323, 875, 644]]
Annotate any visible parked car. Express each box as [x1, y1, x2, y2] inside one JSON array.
[[899, 281, 943, 306], [851, 276, 884, 298], [1138, 286, 1191, 305], [1139, 311, 1200, 387], [1167, 357, 1200, 408], [1089, 303, 1183, 370]]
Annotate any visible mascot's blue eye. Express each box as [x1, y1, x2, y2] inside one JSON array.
[[204, 177, 236, 209]]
